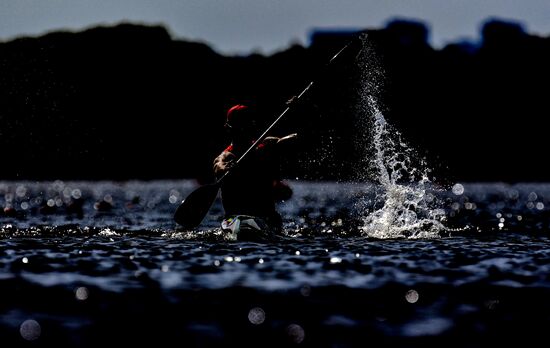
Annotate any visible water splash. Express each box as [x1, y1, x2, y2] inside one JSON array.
[[355, 36, 447, 239]]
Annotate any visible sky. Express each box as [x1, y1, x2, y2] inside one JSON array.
[[1, 0, 550, 54]]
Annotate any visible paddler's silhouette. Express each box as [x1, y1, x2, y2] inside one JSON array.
[[213, 104, 296, 230]]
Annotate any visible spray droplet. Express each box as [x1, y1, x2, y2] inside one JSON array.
[[353, 46, 447, 239]]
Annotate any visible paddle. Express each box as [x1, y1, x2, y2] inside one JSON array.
[[174, 33, 366, 228]]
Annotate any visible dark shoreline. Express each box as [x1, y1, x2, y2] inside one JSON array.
[[1, 19, 549, 183]]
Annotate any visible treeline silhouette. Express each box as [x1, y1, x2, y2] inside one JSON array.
[[0, 19, 548, 183]]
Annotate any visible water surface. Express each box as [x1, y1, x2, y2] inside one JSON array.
[[1, 180, 549, 347]]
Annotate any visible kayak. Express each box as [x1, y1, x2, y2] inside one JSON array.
[[221, 215, 281, 241]]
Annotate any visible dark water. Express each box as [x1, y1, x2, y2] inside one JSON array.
[[2, 180, 550, 347]]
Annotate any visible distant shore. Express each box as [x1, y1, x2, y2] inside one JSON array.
[[1, 19, 548, 182]]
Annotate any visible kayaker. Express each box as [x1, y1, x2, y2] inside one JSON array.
[[213, 104, 297, 231]]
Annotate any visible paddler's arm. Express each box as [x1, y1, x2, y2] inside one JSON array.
[[277, 133, 298, 145], [213, 151, 236, 177], [263, 133, 298, 152], [214, 134, 298, 176], [261, 134, 298, 146]]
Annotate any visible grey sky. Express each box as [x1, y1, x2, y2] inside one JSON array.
[[1, 0, 549, 54]]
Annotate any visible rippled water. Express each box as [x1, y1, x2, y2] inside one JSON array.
[[1, 180, 550, 347]]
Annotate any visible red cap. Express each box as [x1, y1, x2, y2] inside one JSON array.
[[227, 104, 248, 122], [226, 104, 252, 127]]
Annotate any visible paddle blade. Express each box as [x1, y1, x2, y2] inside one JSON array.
[[173, 183, 220, 229]]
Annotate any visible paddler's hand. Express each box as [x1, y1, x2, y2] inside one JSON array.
[[222, 153, 236, 172], [213, 151, 236, 176], [226, 160, 236, 171], [286, 96, 297, 106]]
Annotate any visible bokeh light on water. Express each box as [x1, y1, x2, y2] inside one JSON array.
[[19, 319, 41, 341], [405, 289, 419, 304], [248, 307, 266, 325], [286, 324, 305, 344], [452, 183, 465, 195], [75, 287, 89, 301]]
